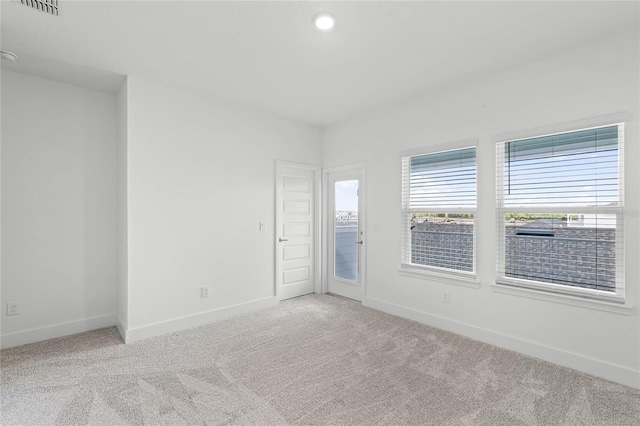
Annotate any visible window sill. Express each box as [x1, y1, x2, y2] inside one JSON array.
[[492, 281, 634, 315], [398, 265, 481, 288]]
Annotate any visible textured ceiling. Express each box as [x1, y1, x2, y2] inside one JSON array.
[[2, 1, 638, 126]]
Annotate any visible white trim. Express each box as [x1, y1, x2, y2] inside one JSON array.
[[616, 123, 626, 297], [404, 207, 478, 214], [275, 160, 321, 171], [398, 265, 480, 288], [492, 112, 631, 143], [363, 296, 639, 389], [491, 282, 633, 315], [0, 313, 117, 349], [315, 164, 323, 295], [331, 276, 362, 286], [275, 160, 321, 300], [115, 318, 127, 342], [495, 276, 625, 303], [321, 168, 328, 295], [123, 296, 277, 344], [399, 138, 478, 159], [496, 206, 623, 214], [322, 162, 367, 175]]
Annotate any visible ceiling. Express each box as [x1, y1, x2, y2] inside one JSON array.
[[1, 1, 638, 126]]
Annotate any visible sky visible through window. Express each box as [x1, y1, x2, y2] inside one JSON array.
[[335, 180, 358, 212], [409, 164, 476, 208], [409, 147, 476, 209], [504, 149, 618, 208]]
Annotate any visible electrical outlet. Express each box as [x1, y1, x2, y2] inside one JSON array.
[[259, 221, 265, 232], [6, 302, 19, 316], [201, 287, 210, 298], [442, 292, 450, 304]]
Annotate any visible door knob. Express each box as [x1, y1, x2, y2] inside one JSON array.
[[279, 237, 288, 242]]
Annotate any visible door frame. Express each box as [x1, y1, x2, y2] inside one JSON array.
[[322, 163, 366, 299], [275, 160, 322, 300]]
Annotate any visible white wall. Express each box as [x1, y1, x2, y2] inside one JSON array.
[[123, 76, 322, 338], [1, 71, 118, 347], [116, 79, 129, 332], [323, 29, 640, 388]]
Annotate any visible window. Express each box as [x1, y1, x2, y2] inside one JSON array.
[[496, 124, 624, 301], [401, 147, 477, 275]]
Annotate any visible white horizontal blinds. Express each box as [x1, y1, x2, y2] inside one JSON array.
[[408, 147, 477, 209], [496, 124, 624, 298], [504, 126, 619, 208], [402, 147, 476, 273]]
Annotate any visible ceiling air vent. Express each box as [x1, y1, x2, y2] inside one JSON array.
[[20, 0, 59, 16]]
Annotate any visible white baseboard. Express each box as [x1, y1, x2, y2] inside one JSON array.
[[122, 296, 278, 344], [115, 316, 127, 342], [0, 314, 117, 349], [363, 296, 640, 390]]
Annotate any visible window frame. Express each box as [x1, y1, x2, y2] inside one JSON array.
[[494, 118, 626, 303], [400, 140, 478, 279]]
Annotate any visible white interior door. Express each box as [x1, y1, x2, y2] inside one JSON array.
[[276, 163, 317, 300], [326, 167, 365, 301]]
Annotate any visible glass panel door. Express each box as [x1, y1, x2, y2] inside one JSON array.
[[334, 180, 359, 282]]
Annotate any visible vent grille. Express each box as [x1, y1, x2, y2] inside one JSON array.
[[20, 0, 59, 16]]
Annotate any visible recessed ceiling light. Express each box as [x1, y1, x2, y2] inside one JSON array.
[[0, 50, 17, 61], [314, 13, 335, 31]]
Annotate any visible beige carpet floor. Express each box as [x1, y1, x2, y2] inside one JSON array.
[[1, 294, 639, 425]]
